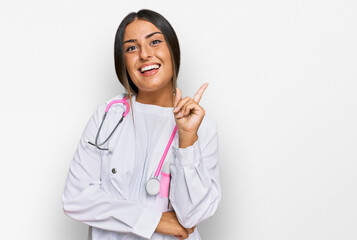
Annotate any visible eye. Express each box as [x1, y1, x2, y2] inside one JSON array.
[[125, 46, 137, 52], [150, 39, 162, 46]]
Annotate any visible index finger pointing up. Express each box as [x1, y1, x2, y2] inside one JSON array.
[[193, 83, 209, 103]]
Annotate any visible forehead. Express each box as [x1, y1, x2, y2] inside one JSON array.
[[124, 19, 161, 40]]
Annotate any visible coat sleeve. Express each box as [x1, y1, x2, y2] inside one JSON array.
[[170, 117, 221, 228], [62, 105, 162, 239]]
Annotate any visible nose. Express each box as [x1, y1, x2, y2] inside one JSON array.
[[139, 45, 152, 60]]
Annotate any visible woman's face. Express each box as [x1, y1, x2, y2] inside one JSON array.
[[123, 19, 173, 94]]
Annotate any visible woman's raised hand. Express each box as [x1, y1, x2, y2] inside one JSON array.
[[173, 83, 208, 148], [155, 211, 196, 239]]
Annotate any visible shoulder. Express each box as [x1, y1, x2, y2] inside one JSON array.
[[94, 93, 128, 112], [91, 93, 129, 121]]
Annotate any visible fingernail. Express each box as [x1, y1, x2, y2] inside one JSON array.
[[173, 107, 178, 112], [178, 112, 182, 118]]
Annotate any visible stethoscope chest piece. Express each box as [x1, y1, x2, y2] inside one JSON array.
[[146, 177, 160, 196]]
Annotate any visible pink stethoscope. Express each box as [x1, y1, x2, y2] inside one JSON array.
[[88, 97, 177, 196]]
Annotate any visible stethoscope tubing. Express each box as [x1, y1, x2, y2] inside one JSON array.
[[88, 114, 124, 151], [105, 98, 130, 116], [154, 125, 177, 177]]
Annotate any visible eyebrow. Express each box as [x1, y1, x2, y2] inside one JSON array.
[[123, 32, 162, 44]]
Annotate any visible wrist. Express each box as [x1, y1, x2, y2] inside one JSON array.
[[178, 131, 198, 148]]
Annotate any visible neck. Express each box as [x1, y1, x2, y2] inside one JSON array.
[[136, 85, 174, 107]]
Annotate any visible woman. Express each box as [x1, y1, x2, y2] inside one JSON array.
[[62, 9, 221, 240]]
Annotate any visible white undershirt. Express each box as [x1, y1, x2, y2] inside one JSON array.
[[129, 100, 174, 202]]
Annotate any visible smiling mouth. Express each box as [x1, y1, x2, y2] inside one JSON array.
[[139, 64, 161, 74]]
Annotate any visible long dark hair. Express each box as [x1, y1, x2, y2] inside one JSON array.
[[114, 9, 180, 101]]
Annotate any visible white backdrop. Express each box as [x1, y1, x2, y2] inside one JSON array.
[[0, 0, 356, 239]]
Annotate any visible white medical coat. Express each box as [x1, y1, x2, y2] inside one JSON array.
[[62, 94, 221, 240]]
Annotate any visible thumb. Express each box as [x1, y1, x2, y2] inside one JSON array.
[[174, 88, 182, 107]]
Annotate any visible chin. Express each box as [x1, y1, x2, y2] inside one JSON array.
[[138, 81, 172, 92]]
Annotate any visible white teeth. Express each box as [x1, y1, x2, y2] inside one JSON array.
[[140, 64, 159, 73]]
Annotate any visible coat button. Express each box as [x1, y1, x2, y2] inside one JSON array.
[[111, 168, 117, 174]]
